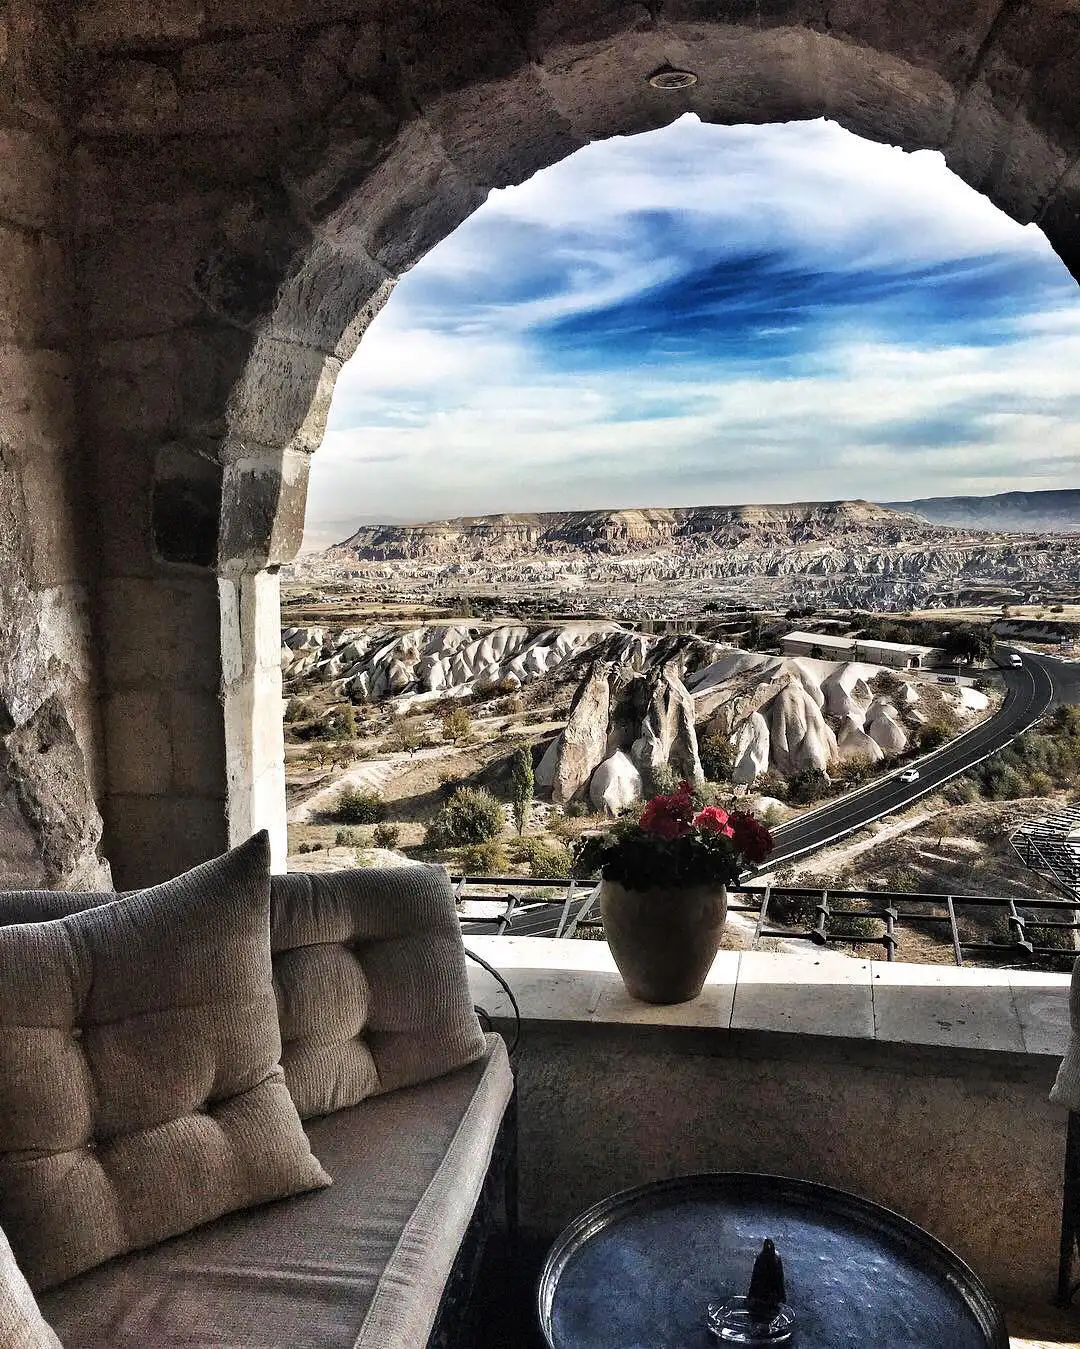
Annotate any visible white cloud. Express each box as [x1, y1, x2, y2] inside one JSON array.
[[304, 118, 1080, 543]]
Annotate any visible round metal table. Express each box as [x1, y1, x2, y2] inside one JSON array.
[[538, 1173, 1009, 1348]]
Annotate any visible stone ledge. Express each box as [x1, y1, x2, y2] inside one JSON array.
[[465, 936, 1070, 1059]]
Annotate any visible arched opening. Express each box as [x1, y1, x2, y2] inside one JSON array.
[[67, 5, 1080, 885]]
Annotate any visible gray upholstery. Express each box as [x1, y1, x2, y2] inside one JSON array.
[[39, 1034, 513, 1349], [0, 865, 489, 1123], [0, 1225, 62, 1348], [270, 868, 488, 1119], [0, 833, 330, 1290]]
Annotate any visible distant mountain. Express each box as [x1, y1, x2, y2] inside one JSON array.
[[332, 500, 919, 559], [881, 489, 1080, 533]]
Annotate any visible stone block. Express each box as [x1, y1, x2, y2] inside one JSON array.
[[871, 962, 1026, 1052], [178, 35, 296, 133], [266, 238, 394, 362], [820, 0, 1001, 86], [429, 66, 584, 192], [281, 86, 403, 221], [0, 344, 76, 463], [104, 792, 228, 890], [321, 119, 486, 273], [152, 442, 222, 568], [732, 950, 875, 1038], [104, 690, 173, 794], [16, 436, 83, 587], [1009, 974, 1070, 1058], [224, 337, 340, 452], [0, 126, 65, 231], [82, 213, 213, 338], [88, 327, 252, 441], [100, 575, 222, 691], [77, 0, 205, 51], [383, 0, 528, 105], [168, 689, 227, 795], [0, 224, 70, 347], [536, 29, 689, 143], [80, 58, 181, 134], [93, 434, 157, 578], [945, 91, 1070, 224]]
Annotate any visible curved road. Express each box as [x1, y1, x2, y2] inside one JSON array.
[[484, 649, 1060, 935], [762, 648, 1056, 870]]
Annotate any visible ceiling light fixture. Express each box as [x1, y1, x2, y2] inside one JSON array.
[[647, 66, 698, 89]]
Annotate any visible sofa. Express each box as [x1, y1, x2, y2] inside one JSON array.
[[0, 834, 514, 1349]]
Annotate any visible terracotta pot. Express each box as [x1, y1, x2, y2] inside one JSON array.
[[599, 879, 728, 1004]]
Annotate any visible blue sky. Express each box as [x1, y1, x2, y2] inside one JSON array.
[[303, 116, 1080, 549]]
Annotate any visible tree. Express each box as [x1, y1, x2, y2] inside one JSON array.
[[509, 744, 534, 835], [442, 706, 474, 744]]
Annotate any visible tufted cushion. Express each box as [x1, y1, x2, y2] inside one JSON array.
[[270, 867, 487, 1118], [0, 832, 330, 1291], [0, 1225, 61, 1348]]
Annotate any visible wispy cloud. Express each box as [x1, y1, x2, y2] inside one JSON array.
[[304, 116, 1080, 544]]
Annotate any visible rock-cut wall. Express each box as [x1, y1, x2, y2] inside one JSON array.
[[0, 3, 108, 890]]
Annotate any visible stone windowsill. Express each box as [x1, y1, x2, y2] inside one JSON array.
[[464, 936, 1071, 1058]]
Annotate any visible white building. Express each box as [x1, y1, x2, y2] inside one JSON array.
[[782, 631, 939, 669]]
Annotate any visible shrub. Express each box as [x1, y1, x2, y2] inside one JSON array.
[[296, 841, 318, 854], [335, 827, 369, 847], [372, 822, 401, 849], [644, 763, 680, 798], [442, 706, 474, 744], [329, 786, 387, 825], [786, 768, 833, 806], [506, 694, 525, 714], [699, 730, 734, 783], [323, 705, 357, 741], [458, 840, 508, 874], [512, 836, 572, 879], [425, 786, 505, 848], [769, 891, 820, 927]]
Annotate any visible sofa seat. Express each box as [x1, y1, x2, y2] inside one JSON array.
[[39, 1035, 512, 1349]]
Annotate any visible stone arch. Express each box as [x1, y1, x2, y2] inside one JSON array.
[[75, 0, 1080, 883]]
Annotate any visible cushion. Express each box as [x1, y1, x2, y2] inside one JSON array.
[[39, 1034, 514, 1349], [1051, 956, 1080, 1107], [0, 1225, 62, 1349], [269, 868, 487, 1118], [0, 831, 330, 1291]]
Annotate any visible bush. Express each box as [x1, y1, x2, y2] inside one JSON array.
[[458, 840, 509, 874], [512, 836, 572, 879], [786, 768, 833, 806], [323, 705, 357, 741], [334, 827, 369, 847], [699, 730, 735, 783], [372, 822, 401, 849], [644, 763, 680, 798], [769, 892, 820, 927], [329, 786, 387, 825], [425, 786, 505, 848]]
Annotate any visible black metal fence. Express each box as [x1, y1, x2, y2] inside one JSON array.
[[454, 874, 1079, 968]]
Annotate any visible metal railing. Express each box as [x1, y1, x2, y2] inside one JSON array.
[[454, 874, 1079, 968], [1011, 806, 1080, 901]]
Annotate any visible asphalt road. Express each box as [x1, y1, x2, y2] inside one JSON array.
[[761, 648, 1057, 870]]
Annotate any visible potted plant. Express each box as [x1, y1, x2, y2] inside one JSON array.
[[575, 782, 774, 1004]]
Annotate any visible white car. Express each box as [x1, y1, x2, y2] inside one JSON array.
[[1009, 654, 1023, 667], [898, 768, 920, 784]]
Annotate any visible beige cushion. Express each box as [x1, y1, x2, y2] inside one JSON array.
[[270, 868, 487, 1118], [1051, 956, 1080, 1107], [39, 1035, 514, 1349], [0, 1225, 62, 1349], [0, 832, 330, 1291]]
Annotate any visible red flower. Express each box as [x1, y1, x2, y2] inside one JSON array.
[[639, 784, 695, 840], [727, 810, 774, 865], [694, 806, 734, 839]]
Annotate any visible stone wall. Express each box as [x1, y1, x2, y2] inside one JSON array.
[[0, 0, 107, 890], [2, 0, 1072, 886]]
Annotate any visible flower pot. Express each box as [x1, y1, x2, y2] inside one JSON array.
[[599, 879, 728, 1004]]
